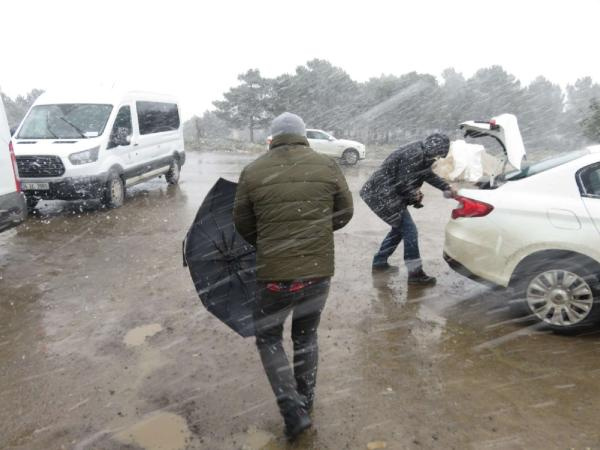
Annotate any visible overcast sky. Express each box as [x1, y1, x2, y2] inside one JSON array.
[[1, 0, 599, 118]]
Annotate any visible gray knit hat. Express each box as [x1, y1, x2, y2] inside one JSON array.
[[270, 112, 306, 138]]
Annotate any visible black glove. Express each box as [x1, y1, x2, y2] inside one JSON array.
[[407, 190, 424, 207]]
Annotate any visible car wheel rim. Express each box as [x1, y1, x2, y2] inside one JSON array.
[[111, 178, 123, 203], [345, 151, 358, 164], [526, 270, 594, 326]]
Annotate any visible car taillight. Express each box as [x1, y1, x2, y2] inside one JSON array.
[[451, 195, 494, 219], [266, 137, 272, 145], [8, 141, 21, 192]]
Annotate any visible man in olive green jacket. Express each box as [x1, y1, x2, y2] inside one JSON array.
[[234, 112, 353, 440]]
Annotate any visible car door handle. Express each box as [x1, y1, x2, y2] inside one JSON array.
[[133, 143, 139, 147]]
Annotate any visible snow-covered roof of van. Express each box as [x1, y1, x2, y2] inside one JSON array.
[[34, 89, 178, 106]]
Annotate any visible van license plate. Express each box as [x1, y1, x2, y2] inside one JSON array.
[[22, 182, 50, 191]]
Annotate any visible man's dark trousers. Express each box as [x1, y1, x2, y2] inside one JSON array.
[[253, 278, 330, 411]]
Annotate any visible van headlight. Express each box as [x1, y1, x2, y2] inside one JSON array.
[[69, 146, 100, 165]]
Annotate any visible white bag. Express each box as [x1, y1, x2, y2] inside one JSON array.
[[434, 140, 485, 182], [449, 140, 484, 181]]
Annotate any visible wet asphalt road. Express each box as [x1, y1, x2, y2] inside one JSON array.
[[2, 151, 600, 450]]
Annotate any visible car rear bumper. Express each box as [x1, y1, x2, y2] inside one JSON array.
[[21, 175, 108, 200], [443, 252, 501, 288], [0, 191, 27, 232], [444, 220, 510, 287]]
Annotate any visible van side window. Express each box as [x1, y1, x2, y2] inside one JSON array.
[[136, 101, 180, 135], [108, 106, 132, 149]]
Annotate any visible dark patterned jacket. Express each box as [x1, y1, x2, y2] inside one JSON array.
[[360, 134, 450, 226]]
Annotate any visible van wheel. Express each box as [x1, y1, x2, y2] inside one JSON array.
[[342, 149, 360, 166], [25, 195, 40, 212], [102, 172, 125, 208], [26, 196, 39, 210], [165, 158, 181, 185], [510, 258, 600, 333]]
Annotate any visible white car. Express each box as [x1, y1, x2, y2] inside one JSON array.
[[0, 97, 27, 232], [12, 89, 185, 209], [267, 128, 366, 165], [444, 114, 600, 332]]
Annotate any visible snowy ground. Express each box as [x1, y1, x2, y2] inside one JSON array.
[[1, 152, 600, 449]]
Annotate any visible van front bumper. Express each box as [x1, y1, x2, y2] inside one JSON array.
[[20, 174, 108, 200]]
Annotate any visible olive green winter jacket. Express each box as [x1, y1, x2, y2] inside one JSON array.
[[233, 134, 354, 281]]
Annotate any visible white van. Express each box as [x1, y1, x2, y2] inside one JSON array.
[[0, 97, 27, 232], [12, 90, 185, 209]]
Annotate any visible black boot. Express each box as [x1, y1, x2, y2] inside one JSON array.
[[408, 268, 437, 286], [372, 263, 400, 273], [281, 400, 312, 441]]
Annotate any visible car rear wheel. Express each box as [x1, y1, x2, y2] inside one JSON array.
[[102, 172, 125, 208], [511, 259, 600, 333], [342, 149, 360, 166], [165, 158, 180, 185]]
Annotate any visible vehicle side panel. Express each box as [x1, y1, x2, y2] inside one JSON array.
[[444, 154, 600, 287]]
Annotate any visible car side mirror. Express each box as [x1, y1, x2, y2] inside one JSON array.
[[328, 137, 335, 141], [10, 126, 17, 136], [111, 127, 131, 147]]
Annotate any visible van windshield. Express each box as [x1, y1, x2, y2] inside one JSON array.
[[17, 104, 113, 139], [500, 149, 590, 182]]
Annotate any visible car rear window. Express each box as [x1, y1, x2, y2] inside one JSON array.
[[501, 149, 589, 182]]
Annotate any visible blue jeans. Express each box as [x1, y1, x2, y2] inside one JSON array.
[[373, 210, 421, 270]]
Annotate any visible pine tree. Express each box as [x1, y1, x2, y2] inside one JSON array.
[[213, 69, 272, 143], [583, 99, 600, 143]]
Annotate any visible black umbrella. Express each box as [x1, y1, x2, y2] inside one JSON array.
[[183, 178, 256, 337]]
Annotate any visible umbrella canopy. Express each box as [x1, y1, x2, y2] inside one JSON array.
[[183, 178, 256, 337]]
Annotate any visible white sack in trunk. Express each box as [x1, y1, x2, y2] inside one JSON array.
[[433, 140, 487, 182]]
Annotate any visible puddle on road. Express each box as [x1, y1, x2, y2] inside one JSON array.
[[114, 412, 192, 450], [411, 304, 447, 349], [223, 426, 278, 449], [124, 324, 163, 347], [416, 304, 447, 328]]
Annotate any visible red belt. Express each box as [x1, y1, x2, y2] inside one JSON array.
[[266, 279, 323, 293]]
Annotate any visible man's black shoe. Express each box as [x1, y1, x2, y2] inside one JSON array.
[[283, 407, 312, 441], [408, 269, 437, 286], [372, 263, 400, 273]]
